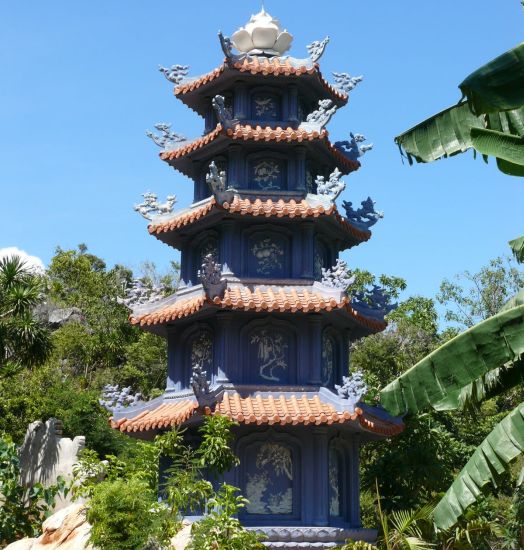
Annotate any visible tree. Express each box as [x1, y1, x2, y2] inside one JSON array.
[[437, 256, 524, 329], [0, 255, 51, 379]]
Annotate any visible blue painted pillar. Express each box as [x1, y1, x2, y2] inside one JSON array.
[[216, 312, 233, 383], [234, 85, 248, 120], [300, 221, 314, 279], [228, 145, 243, 189], [288, 84, 299, 124], [308, 315, 322, 385], [221, 219, 236, 274], [167, 331, 182, 391], [312, 427, 329, 526], [349, 436, 361, 526], [294, 145, 306, 191]]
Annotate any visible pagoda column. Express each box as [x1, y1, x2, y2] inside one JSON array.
[[300, 221, 314, 279], [228, 144, 243, 189], [288, 84, 299, 124], [216, 312, 234, 384], [294, 145, 306, 191], [311, 427, 329, 526], [233, 84, 248, 120], [349, 437, 361, 526], [307, 315, 322, 385], [220, 219, 236, 273]]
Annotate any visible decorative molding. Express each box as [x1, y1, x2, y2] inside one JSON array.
[[146, 123, 187, 150], [334, 132, 373, 161], [299, 99, 337, 133], [198, 253, 226, 299], [332, 71, 363, 94], [342, 197, 383, 230], [133, 192, 177, 220], [158, 64, 189, 85], [315, 168, 345, 202], [247, 526, 377, 545], [212, 94, 239, 130], [306, 36, 329, 62], [335, 371, 367, 403], [321, 259, 355, 290]]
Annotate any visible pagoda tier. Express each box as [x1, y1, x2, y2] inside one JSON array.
[[174, 56, 348, 120], [120, 9, 398, 547], [158, 123, 359, 199], [147, 195, 370, 277]]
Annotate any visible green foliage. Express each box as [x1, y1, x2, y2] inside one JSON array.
[[0, 436, 67, 545], [87, 478, 170, 550], [197, 415, 240, 476], [0, 255, 51, 379], [188, 484, 265, 550], [437, 256, 524, 329]]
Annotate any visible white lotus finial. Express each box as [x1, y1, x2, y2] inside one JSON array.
[[231, 8, 293, 56]]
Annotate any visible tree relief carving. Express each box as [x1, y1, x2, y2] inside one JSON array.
[[250, 328, 288, 382], [190, 333, 213, 370], [245, 442, 293, 515], [252, 94, 279, 120], [329, 446, 342, 517]]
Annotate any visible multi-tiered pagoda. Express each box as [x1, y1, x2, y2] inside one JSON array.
[[112, 9, 403, 548]]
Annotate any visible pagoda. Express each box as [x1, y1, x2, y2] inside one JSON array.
[[111, 9, 404, 548]]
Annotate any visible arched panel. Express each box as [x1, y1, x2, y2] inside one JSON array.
[[184, 326, 214, 386], [251, 91, 281, 121], [237, 432, 301, 522], [314, 237, 331, 281], [328, 442, 345, 519], [192, 232, 219, 281]]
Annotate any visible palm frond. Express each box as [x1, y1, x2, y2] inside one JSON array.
[[380, 305, 524, 416], [433, 401, 524, 530], [459, 42, 524, 114]]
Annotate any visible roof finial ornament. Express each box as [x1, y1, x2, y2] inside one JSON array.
[[231, 8, 293, 56], [206, 161, 236, 206], [307, 37, 329, 62], [351, 285, 398, 321], [212, 95, 239, 130], [315, 168, 346, 202], [299, 99, 337, 133], [335, 133, 373, 161], [332, 72, 363, 94], [146, 123, 187, 151], [342, 197, 384, 230], [158, 64, 189, 85], [133, 192, 177, 221]]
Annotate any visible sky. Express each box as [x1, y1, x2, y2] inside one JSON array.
[[1, 1, 523, 313]]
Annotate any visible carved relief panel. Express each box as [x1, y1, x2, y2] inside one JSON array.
[[247, 231, 289, 278], [314, 238, 330, 281], [251, 92, 280, 121], [246, 324, 294, 384], [328, 442, 345, 519], [244, 441, 295, 516], [186, 330, 214, 384], [249, 158, 286, 190], [321, 330, 336, 386]]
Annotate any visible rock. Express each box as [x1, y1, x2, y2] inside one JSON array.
[[3, 504, 94, 550], [19, 418, 85, 510], [171, 520, 192, 550]]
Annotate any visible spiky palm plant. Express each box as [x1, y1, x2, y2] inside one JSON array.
[[0, 255, 51, 378]]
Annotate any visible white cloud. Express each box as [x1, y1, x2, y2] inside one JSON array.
[[0, 247, 45, 273]]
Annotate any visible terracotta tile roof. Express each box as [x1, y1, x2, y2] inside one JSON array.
[[111, 392, 404, 436], [130, 286, 386, 332], [110, 400, 198, 433], [215, 393, 404, 435], [174, 58, 347, 102], [159, 124, 360, 174], [148, 196, 370, 242]]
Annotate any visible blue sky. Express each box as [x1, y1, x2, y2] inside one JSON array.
[[1, 1, 523, 310]]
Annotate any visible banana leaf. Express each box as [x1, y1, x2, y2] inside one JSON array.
[[459, 43, 524, 115], [497, 158, 524, 176], [395, 101, 483, 164], [470, 128, 524, 166], [433, 401, 524, 530], [380, 305, 524, 416], [509, 235, 524, 263], [500, 289, 524, 312], [395, 105, 524, 166]]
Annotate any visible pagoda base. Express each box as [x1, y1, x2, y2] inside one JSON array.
[[248, 526, 377, 548]]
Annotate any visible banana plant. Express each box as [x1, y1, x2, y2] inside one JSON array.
[[395, 43, 524, 176]]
